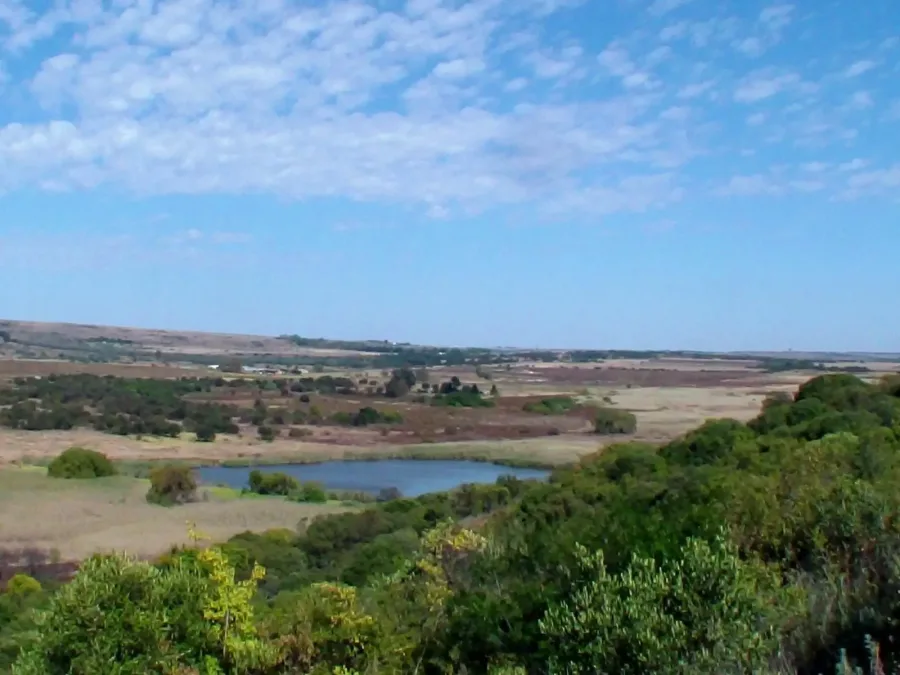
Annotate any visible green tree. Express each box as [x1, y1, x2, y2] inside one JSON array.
[[195, 426, 217, 442], [13, 536, 275, 675], [539, 534, 785, 674], [146, 464, 197, 506], [47, 447, 116, 479]]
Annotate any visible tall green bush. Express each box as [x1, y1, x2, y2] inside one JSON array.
[[47, 447, 116, 479]]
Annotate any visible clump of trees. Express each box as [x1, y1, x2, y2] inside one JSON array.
[[593, 407, 637, 434], [330, 406, 404, 427], [47, 447, 116, 479], [146, 464, 197, 506], [431, 377, 495, 408]]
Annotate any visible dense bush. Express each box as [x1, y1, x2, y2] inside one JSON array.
[[248, 470, 298, 496], [292, 481, 328, 503], [330, 406, 404, 426], [194, 426, 216, 442], [522, 396, 576, 415], [47, 447, 116, 479], [593, 407, 637, 434], [146, 464, 197, 506], [432, 390, 495, 408]]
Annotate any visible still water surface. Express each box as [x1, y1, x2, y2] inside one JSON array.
[[197, 459, 549, 497]]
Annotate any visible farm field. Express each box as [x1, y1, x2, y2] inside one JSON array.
[[0, 466, 349, 562]]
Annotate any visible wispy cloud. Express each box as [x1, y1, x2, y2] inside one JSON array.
[[843, 60, 877, 78], [648, 0, 696, 18], [734, 70, 803, 102]]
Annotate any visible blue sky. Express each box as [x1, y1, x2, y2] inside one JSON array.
[[0, 0, 898, 352]]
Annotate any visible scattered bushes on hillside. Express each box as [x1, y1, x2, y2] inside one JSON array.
[[47, 447, 116, 479], [593, 407, 637, 434], [146, 464, 197, 506]]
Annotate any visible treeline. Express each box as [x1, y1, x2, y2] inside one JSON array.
[[3, 373, 900, 673]]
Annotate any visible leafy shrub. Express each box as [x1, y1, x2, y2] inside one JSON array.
[[195, 426, 216, 442], [293, 482, 328, 503], [432, 391, 495, 408], [593, 407, 637, 434], [248, 470, 299, 496], [146, 464, 197, 506], [289, 427, 312, 439], [258, 425, 277, 441], [47, 447, 116, 479], [330, 407, 404, 426], [523, 397, 576, 415], [539, 534, 785, 674]]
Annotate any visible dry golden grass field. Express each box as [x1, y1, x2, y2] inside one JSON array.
[[0, 466, 349, 561]]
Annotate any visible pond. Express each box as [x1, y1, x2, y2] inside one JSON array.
[[196, 459, 550, 498]]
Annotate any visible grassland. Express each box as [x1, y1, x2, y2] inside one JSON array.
[[0, 466, 350, 561]]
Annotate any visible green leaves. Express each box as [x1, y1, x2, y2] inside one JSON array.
[[539, 534, 784, 675]]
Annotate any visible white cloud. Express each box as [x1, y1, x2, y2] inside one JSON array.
[[838, 158, 867, 172], [759, 4, 793, 33], [845, 90, 874, 110], [734, 70, 802, 102], [597, 42, 655, 89], [843, 60, 877, 78], [433, 58, 485, 80], [716, 174, 782, 196], [677, 79, 715, 99], [648, 0, 695, 17], [890, 100, 900, 120], [842, 165, 900, 198], [746, 112, 767, 126]]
